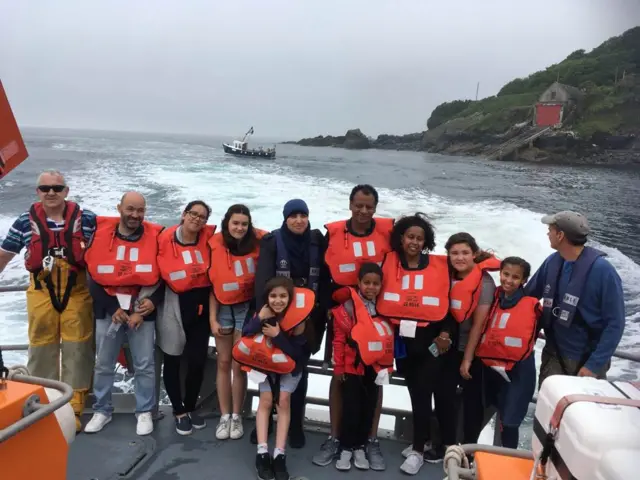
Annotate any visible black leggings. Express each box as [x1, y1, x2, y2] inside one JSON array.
[[289, 366, 308, 435], [163, 313, 211, 415], [402, 351, 456, 452], [434, 349, 486, 445], [341, 368, 379, 450]]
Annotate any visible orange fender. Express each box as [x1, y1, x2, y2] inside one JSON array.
[[0, 380, 71, 480]]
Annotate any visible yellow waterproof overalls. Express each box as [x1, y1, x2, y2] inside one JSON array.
[[25, 208, 95, 432]]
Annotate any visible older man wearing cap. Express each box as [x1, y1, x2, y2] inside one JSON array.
[[525, 210, 625, 388]]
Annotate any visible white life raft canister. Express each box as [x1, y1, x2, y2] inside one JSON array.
[[532, 375, 640, 480]]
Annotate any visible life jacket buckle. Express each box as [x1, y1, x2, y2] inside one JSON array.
[[48, 246, 67, 258]]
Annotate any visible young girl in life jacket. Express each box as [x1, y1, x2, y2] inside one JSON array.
[[472, 257, 541, 449], [240, 276, 309, 480], [331, 262, 392, 472]]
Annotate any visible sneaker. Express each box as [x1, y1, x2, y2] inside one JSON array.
[[401, 441, 432, 458], [136, 412, 154, 436], [353, 448, 369, 470], [189, 412, 206, 430], [216, 415, 231, 440], [424, 445, 446, 464], [312, 436, 340, 467], [399, 451, 424, 475], [335, 449, 352, 471], [366, 438, 386, 471], [255, 453, 274, 480], [272, 454, 289, 480], [175, 415, 192, 435], [230, 415, 244, 439], [84, 412, 112, 434]]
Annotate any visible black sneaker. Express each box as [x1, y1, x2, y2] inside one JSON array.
[[256, 453, 275, 480], [175, 415, 192, 436], [250, 415, 274, 444], [272, 454, 290, 480], [288, 427, 305, 449], [189, 412, 206, 430], [423, 445, 446, 464]]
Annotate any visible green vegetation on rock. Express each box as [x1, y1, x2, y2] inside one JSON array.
[[427, 26, 640, 137]]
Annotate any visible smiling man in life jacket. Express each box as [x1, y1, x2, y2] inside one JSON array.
[[83, 191, 165, 436], [0, 169, 96, 432], [314, 184, 393, 471], [525, 211, 625, 388]]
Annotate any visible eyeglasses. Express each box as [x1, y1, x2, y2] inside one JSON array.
[[186, 210, 208, 221], [37, 185, 66, 193]]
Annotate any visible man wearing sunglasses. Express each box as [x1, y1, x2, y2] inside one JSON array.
[[0, 169, 97, 432]]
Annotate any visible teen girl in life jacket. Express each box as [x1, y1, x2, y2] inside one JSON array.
[[233, 276, 314, 480], [376, 213, 454, 476], [472, 257, 541, 449], [441, 232, 498, 449], [208, 204, 266, 441], [331, 262, 394, 472]]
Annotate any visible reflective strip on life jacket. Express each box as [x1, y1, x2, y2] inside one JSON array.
[[475, 293, 540, 371], [324, 218, 393, 286], [377, 251, 450, 324]]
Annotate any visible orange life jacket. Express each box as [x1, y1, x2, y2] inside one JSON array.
[[332, 287, 394, 372], [85, 217, 163, 298], [208, 229, 267, 305], [157, 224, 217, 294], [324, 218, 394, 292], [475, 292, 540, 371], [232, 287, 315, 374], [377, 251, 450, 325], [449, 256, 501, 323]]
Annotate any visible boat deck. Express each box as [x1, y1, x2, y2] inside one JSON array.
[[70, 407, 445, 479]]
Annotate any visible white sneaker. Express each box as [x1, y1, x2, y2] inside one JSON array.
[[84, 412, 112, 433], [216, 415, 231, 440], [136, 412, 154, 436], [400, 451, 424, 476], [230, 415, 244, 440], [401, 442, 432, 458], [335, 449, 352, 471]]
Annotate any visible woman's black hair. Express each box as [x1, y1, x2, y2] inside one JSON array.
[[262, 276, 295, 311], [390, 212, 436, 254], [358, 262, 383, 281], [445, 232, 494, 263], [500, 256, 532, 282], [222, 204, 258, 256]]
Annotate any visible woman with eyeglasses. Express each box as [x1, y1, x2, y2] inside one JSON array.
[[208, 204, 266, 441], [156, 200, 217, 435]]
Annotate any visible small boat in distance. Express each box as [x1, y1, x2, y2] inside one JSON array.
[[222, 126, 276, 159]]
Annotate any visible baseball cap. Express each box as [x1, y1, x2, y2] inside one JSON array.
[[541, 210, 590, 241]]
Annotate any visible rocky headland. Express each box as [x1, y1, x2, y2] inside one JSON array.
[[283, 27, 640, 166]]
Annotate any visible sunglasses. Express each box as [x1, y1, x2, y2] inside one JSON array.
[[37, 185, 66, 193], [186, 210, 208, 221]]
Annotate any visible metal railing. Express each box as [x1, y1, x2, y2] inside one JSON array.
[[1, 283, 639, 443]]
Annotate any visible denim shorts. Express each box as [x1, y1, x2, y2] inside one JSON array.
[[258, 372, 302, 394], [218, 302, 250, 331]]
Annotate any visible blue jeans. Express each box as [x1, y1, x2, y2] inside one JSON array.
[[484, 353, 536, 427], [92, 318, 156, 415]]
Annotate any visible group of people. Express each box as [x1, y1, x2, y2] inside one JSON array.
[[0, 169, 626, 479]]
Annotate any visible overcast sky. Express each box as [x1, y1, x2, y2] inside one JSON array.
[[1, 1, 639, 139]]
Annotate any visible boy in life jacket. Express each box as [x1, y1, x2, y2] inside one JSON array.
[[473, 257, 541, 449], [331, 262, 393, 472], [235, 276, 312, 480]]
